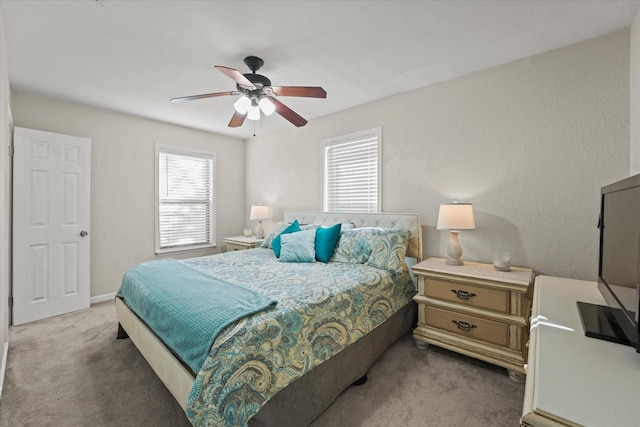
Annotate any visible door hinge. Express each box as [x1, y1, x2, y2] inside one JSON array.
[[8, 296, 13, 307], [8, 145, 14, 157]]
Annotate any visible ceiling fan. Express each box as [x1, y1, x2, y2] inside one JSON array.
[[171, 56, 327, 128]]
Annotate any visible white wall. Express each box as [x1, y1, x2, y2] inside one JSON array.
[[246, 30, 630, 281], [631, 12, 640, 175], [0, 6, 11, 392], [10, 93, 245, 297], [4, 28, 631, 299]]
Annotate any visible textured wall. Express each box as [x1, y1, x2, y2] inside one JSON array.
[[10, 93, 245, 297], [246, 30, 630, 281], [0, 8, 10, 366], [631, 12, 640, 175]]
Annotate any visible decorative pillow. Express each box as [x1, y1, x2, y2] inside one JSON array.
[[279, 229, 316, 263], [365, 228, 410, 274], [272, 220, 301, 257], [331, 228, 374, 264], [300, 224, 320, 231], [314, 223, 342, 263], [261, 222, 289, 249], [331, 227, 410, 273], [341, 222, 356, 230]]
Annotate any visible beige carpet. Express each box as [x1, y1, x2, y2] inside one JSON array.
[[0, 302, 525, 426]]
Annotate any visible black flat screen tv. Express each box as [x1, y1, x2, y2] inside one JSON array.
[[577, 174, 640, 352]]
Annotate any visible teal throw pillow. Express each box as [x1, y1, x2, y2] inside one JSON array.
[[272, 220, 301, 257], [279, 229, 316, 263], [315, 223, 342, 263]]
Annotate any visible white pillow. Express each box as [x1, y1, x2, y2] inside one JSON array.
[[261, 222, 288, 248], [279, 229, 316, 263]]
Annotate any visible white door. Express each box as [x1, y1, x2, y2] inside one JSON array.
[[12, 127, 91, 325]]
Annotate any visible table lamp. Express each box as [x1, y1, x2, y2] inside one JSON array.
[[437, 201, 475, 266], [250, 204, 270, 239]]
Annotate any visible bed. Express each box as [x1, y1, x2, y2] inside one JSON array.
[[115, 211, 422, 426]]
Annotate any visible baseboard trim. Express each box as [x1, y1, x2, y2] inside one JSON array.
[[0, 340, 8, 400], [90, 292, 116, 305]]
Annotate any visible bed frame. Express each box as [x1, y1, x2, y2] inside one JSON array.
[[115, 211, 421, 426]]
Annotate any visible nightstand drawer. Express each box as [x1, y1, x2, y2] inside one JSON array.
[[426, 306, 508, 347], [223, 236, 264, 252], [425, 278, 508, 313], [227, 242, 248, 251]]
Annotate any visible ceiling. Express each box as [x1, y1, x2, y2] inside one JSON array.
[[1, 0, 639, 139]]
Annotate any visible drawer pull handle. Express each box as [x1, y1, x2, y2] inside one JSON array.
[[452, 320, 477, 332], [451, 289, 477, 300]]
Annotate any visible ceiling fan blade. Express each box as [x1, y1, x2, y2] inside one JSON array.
[[214, 66, 256, 90], [270, 86, 327, 98], [171, 91, 235, 103], [228, 111, 247, 127], [270, 97, 308, 127]]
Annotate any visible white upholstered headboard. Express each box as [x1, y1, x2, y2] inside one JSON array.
[[283, 211, 422, 262]]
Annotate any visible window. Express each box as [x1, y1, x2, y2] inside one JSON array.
[[155, 144, 216, 253], [323, 127, 381, 212]]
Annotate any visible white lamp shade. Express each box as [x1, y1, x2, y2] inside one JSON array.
[[234, 96, 251, 114], [436, 203, 475, 230], [249, 205, 270, 221], [258, 97, 276, 116], [247, 105, 260, 121]]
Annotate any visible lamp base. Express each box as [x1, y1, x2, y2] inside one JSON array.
[[255, 221, 265, 239], [446, 230, 464, 266]]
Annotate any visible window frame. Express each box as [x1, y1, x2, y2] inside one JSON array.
[[322, 127, 382, 213], [154, 144, 216, 254]]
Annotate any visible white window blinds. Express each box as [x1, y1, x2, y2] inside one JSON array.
[[323, 127, 381, 213], [155, 145, 216, 253]]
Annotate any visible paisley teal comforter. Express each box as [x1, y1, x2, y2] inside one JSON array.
[[118, 259, 277, 373], [142, 248, 415, 426]]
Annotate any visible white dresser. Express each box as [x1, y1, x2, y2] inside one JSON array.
[[521, 276, 640, 426]]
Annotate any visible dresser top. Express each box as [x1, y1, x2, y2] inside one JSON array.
[[413, 257, 534, 287], [222, 236, 264, 244], [524, 276, 639, 426]]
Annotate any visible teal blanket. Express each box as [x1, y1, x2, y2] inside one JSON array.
[[118, 259, 277, 373]]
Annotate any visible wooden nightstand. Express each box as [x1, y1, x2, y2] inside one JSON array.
[[412, 257, 534, 379], [222, 236, 264, 251]]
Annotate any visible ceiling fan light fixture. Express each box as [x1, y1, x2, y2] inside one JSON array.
[[248, 105, 261, 121], [172, 56, 326, 129], [234, 95, 251, 114], [258, 97, 276, 116]]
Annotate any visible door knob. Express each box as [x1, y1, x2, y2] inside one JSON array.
[[80, 230, 88, 237]]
